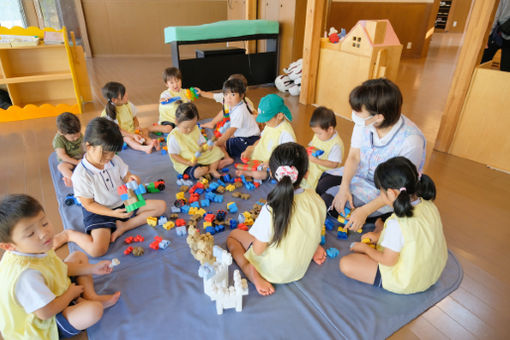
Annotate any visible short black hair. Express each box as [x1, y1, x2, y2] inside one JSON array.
[[310, 106, 336, 130], [222, 78, 246, 96], [162, 67, 182, 83], [349, 78, 402, 129], [84, 117, 124, 152], [175, 102, 199, 124], [56, 112, 81, 134], [228, 74, 248, 87], [0, 194, 43, 242]]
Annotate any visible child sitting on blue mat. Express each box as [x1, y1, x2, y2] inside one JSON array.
[[167, 102, 232, 179], [340, 157, 447, 294], [227, 143, 327, 296], [53, 117, 166, 257], [0, 194, 120, 339], [212, 78, 260, 161], [53, 112, 84, 187], [301, 106, 344, 189], [237, 94, 296, 180]]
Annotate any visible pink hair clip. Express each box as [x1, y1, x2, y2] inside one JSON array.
[[399, 187, 406, 192]]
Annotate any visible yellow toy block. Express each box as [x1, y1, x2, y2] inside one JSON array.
[[356, 228, 362, 233], [197, 208, 206, 216], [203, 221, 212, 228], [225, 184, 235, 192], [244, 218, 254, 226], [338, 216, 346, 224], [361, 237, 376, 248], [321, 225, 326, 236], [176, 192, 186, 200], [163, 221, 175, 230], [200, 177, 209, 185], [188, 207, 199, 215], [147, 216, 158, 227]]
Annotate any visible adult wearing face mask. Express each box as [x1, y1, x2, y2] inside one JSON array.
[[315, 78, 426, 231]]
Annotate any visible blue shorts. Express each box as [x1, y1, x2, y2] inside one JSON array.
[[56, 312, 80, 338], [373, 266, 383, 288], [183, 164, 204, 180], [82, 205, 134, 234], [226, 135, 260, 158]]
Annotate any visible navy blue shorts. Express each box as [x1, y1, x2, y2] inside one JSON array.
[[183, 164, 204, 180], [82, 205, 134, 234], [56, 312, 80, 338], [373, 266, 383, 288], [226, 135, 260, 158]]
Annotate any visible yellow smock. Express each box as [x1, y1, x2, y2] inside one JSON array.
[[378, 199, 448, 294], [167, 125, 224, 174], [251, 120, 296, 162], [301, 133, 344, 189], [0, 250, 71, 340], [244, 189, 326, 283], [101, 102, 136, 133], [159, 89, 191, 124]]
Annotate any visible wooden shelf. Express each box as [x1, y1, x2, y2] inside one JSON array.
[[0, 43, 65, 50], [0, 72, 72, 84]]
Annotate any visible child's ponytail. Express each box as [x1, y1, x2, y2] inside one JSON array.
[[374, 156, 436, 218], [101, 82, 126, 121], [267, 143, 308, 247]]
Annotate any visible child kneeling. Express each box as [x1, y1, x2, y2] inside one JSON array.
[[167, 102, 232, 179], [0, 194, 120, 339], [227, 143, 327, 296], [53, 117, 167, 257], [340, 157, 447, 294]]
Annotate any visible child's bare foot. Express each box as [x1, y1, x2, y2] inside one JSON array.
[[193, 166, 209, 179], [153, 139, 161, 151], [313, 246, 326, 265], [246, 263, 274, 296], [63, 177, 73, 187], [98, 291, 121, 308], [218, 157, 234, 169], [141, 143, 153, 154], [53, 230, 70, 249], [111, 221, 128, 243], [211, 170, 222, 179]]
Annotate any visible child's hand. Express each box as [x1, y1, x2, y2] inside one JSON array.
[[67, 283, 84, 299], [125, 173, 140, 184], [361, 232, 378, 243], [215, 139, 225, 148], [92, 261, 114, 275], [113, 207, 133, 219], [201, 121, 214, 129], [195, 87, 202, 95], [345, 207, 369, 232]]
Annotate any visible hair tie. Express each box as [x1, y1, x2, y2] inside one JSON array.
[[399, 187, 406, 192], [418, 171, 423, 180], [275, 166, 298, 183]]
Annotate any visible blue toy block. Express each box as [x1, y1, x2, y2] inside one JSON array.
[[209, 182, 219, 191], [176, 226, 187, 236], [312, 150, 324, 158], [120, 193, 129, 201], [134, 184, 146, 195], [215, 224, 225, 233], [159, 240, 171, 249], [205, 226, 216, 235], [227, 202, 238, 213], [122, 142, 128, 150], [238, 214, 245, 223], [320, 235, 326, 245], [340, 207, 351, 218], [200, 199, 210, 207], [205, 192, 215, 201], [337, 230, 348, 240], [158, 216, 168, 225], [177, 174, 183, 180], [240, 175, 247, 184], [217, 179, 225, 187], [64, 193, 81, 207], [161, 149, 167, 155], [190, 201, 200, 208], [244, 182, 255, 190], [195, 188, 204, 195], [213, 195, 223, 203], [221, 167, 230, 173], [229, 219, 238, 229], [325, 218, 335, 231], [170, 206, 181, 213], [222, 174, 232, 183], [270, 179, 277, 184], [126, 181, 137, 190], [180, 205, 190, 214], [326, 247, 339, 258]]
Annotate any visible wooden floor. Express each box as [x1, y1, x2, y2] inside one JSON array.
[[1, 32, 509, 339]]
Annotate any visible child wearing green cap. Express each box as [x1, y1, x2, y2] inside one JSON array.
[[237, 94, 296, 179]]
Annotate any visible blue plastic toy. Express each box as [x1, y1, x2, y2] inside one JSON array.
[[326, 247, 339, 258]]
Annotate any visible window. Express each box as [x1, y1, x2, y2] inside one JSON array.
[[0, 0, 26, 28]]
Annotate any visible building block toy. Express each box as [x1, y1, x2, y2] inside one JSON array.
[[325, 218, 335, 231], [176, 192, 186, 200], [180, 185, 190, 192], [158, 216, 168, 225], [109, 258, 120, 268], [134, 235, 144, 242], [222, 174, 233, 183], [237, 223, 249, 231], [124, 246, 133, 255], [200, 177, 209, 185], [174, 199, 187, 207], [64, 193, 81, 207], [118, 181, 146, 212], [147, 216, 158, 227], [321, 225, 326, 245], [132, 246, 144, 256], [233, 181, 243, 189], [176, 225, 187, 236], [190, 201, 200, 208], [215, 224, 225, 233], [326, 247, 339, 258], [244, 182, 255, 191], [209, 182, 219, 191], [205, 226, 216, 235], [225, 184, 235, 192], [227, 202, 238, 213], [197, 208, 207, 216], [176, 218, 186, 227], [235, 159, 263, 171], [189, 193, 200, 203], [163, 221, 175, 230], [216, 210, 227, 221], [180, 205, 190, 214], [170, 206, 181, 213], [306, 146, 325, 158], [161, 147, 168, 155], [337, 226, 348, 239], [145, 179, 166, 193], [204, 214, 216, 223], [200, 199, 210, 207], [216, 186, 225, 194], [188, 207, 199, 215], [229, 219, 238, 229], [159, 239, 171, 249], [361, 237, 376, 249], [203, 221, 213, 228], [340, 207, 351, 218], [124, 236, 134, 244], [169, 213, 179, 220]]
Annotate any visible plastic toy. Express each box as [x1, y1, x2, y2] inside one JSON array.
[[321, 224, 326, 245], [337, 226, 348, 239], [134, 235, 144, 242], [306, 146, 324, 158], [232, 192, 251, 200], [235, 159, 263, 171], [118, 181, 146, 212], [205, 226, 216, 235], [147, 216, 158, 227], [124, 246, 133, 255], [124, 236, 134, 244], [216, 186, 225, 194], [325, 218, 335, 231], [204, 214, 216, 223], [158, 239, 171, 250], [109, 258, 120, 268], [64, 193, 81, 207], [227, 202, 238, 213], [132, 246, 144, 256], [237, 224, 249, 231], [170, 206, 181, 213], [175, 218, 186, 227], [216, 210, 227, 222], [180, 205, 190, 214], [176, 192, 186, 200], [174, 199, 187, 208], [200, 199, 210, 207], [326, 247, 339, 258], [180, 185, 190, 192], [145, 179, 166, 193], [158, 216, 168, 226], [176, 225, 187, 236], [229, 219, 238, 229], [361, 237, 376, 249], [160, 96, 181, 105], [190, 201, 200, 208], [163, 221, 175, 230]]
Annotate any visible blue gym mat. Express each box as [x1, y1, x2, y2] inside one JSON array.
[[48, 147, 463, 340]]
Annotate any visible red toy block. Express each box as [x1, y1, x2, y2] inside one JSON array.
[[154, 236, 163, 242], [238, 224, 249, 231], [189, 193, 200, 203], [117, 185, 128, 195], [214, 130, 222, 139], [183, 174, 190, 180], [254, 182, 260, 188], [176, 218, 186, 227], [134, 235, 144, 242], [150, 241, 160, 250], [196, 182, 205, 189], [234, 177, 242, 183], [124, 236, 134, 244], [204, 214, 215, 222], [124, 246, 133, 255]]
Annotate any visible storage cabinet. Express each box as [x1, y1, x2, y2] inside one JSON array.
[[0, 26, 87, 122], [435, 1, 453, 31]]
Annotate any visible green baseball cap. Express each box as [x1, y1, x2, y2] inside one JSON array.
[[256, 94, 292, 123]]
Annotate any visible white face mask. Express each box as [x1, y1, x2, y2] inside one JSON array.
[[351, 111, 372, 127]]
